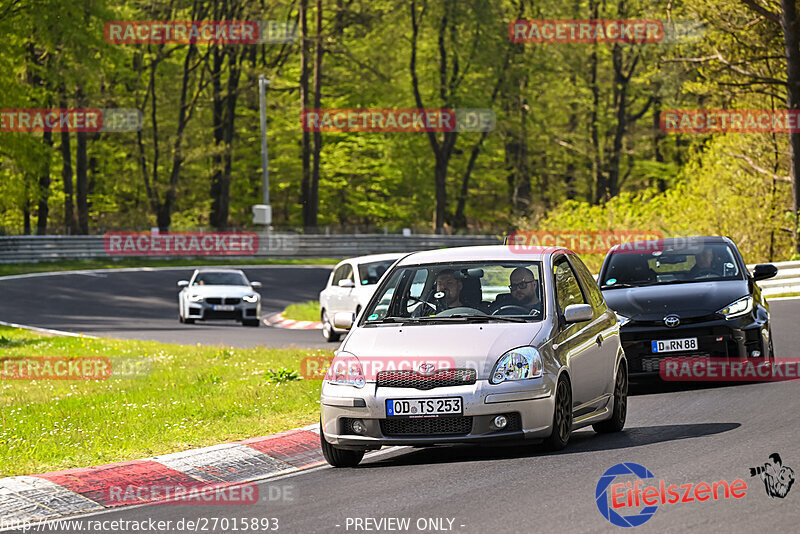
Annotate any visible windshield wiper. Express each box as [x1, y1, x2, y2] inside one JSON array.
[[418, 314, 529, 323]]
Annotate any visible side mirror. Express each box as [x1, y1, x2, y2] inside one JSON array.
[[563, 303, 593, 323], [333, 312, 356, 330], [752, 264, 778, 281], [177, 280, 189, 288], [251, 281, 262, 289], [338, 279, 356, 288]]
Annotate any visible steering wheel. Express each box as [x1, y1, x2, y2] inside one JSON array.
[[491, 305, 531, 316]]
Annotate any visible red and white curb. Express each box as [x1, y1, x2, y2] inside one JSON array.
[[0, 424, 327, 526], [264, 312, 322, 330]]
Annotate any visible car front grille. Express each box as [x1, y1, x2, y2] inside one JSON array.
[[376, 369, 477, 390], [380, 416, 473, 436], [205, 297, 240, 305], [638, 354, 711, 373]]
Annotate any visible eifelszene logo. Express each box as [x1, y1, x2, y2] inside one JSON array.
[[595, 462, 748, 527], [749, 453, 795, 498]]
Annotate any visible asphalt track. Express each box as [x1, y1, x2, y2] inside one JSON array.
[[0, 266, 335, 349], [2, 268, 800, 533]]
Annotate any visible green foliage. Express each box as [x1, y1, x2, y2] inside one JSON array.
[[264, 367, 302, 384]]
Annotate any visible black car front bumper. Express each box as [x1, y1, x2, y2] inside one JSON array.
[[620, 313, 770, 377]]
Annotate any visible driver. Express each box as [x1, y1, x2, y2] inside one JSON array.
[[491, 267, 542, 314], [689, 247, 719, 277], [435, 269, 463, 308]]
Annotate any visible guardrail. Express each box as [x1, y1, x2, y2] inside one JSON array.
[[0, 233, 497, 263], [0, 235, 797, 296]]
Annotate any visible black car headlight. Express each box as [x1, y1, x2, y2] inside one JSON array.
[[189, 294, 203, 303], [490, 347, 543, 385], [717, 296, 753, 318]]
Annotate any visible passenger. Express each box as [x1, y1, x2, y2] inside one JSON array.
[[491, 267, 542, 314]]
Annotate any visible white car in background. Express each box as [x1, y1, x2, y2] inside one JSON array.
[[178, 269, 262, 327], [320, 253, 404, 342]]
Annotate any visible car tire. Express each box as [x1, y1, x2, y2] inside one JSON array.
[[179, 314, 184, 324], [322, 309, 340, 342], [184, 318, 195, 324], [320, 422, 363, 467], [593, 363, 627, 434], [243, 319, 261, 327], [542, 374, 572, 451]]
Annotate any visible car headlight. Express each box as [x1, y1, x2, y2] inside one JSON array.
[[324, 352, 365, 388], [717, 296, 753, 318], [242, 294, 259, 303], [189, 294, 203, 303], [490, 347, 543, 385]]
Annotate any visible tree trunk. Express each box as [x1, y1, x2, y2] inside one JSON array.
[[310, 0, 324, 228], [36, 130, 52, 235], [60, 118, 77, 234], [781, 0, 800, 254], [299, 0, 313, 228], [76, 130, 89, 234], [209, 45, 226, 229]]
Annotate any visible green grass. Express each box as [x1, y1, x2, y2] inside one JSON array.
[[0, 326, 333, 477], [0, 257, 339, 278], [282, 300, 321, 322]]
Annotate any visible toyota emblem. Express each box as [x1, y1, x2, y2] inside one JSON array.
[[418, 363, 436, 376], [664, 315, 680, 328]]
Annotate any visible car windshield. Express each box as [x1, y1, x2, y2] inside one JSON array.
[[192, 272, 248, 286], [357, 259, 396, 285], [601, 243, 743, 288], [361, 261, 545, 323]]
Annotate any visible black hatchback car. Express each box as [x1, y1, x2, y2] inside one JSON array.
[[597, 236, 777, 378]]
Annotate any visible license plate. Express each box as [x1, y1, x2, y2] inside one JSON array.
[[386, 397, 462, 418], [651, 337, 698, 353], [212, 304, 235, 311]]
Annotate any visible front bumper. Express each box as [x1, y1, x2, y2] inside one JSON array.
[[320, 375, 557, 449], [185, 300, 261, 321], [620, 313, 769, 377]]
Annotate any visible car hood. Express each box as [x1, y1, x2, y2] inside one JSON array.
[[341, 321, 545, 378], [602, 280, 750, 320], [184, 285, 256, 297]]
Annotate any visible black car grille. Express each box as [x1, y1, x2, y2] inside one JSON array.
[[205, 297, 240, 305], [381, 417, 473, 436], [637, 355, 711, 373], [376, 369, 477, 390]]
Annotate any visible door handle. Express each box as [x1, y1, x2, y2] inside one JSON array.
[[596, 334, 603, 346]]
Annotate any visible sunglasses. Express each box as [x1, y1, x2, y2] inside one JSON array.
[[509, 280, 535, 290]]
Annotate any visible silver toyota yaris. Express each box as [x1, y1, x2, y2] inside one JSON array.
[[319, 245, 627, 467]]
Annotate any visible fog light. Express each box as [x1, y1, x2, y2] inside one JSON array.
[[493, 415, 508, 429], [751, 350, 761, 358], [351, 420, 366, 434]]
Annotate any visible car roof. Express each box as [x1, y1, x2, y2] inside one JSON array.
[[192, 268, 246, 274], [396, 245, 568, 266], [338, 253, 406, 266], [607, 235, 732, 254]]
